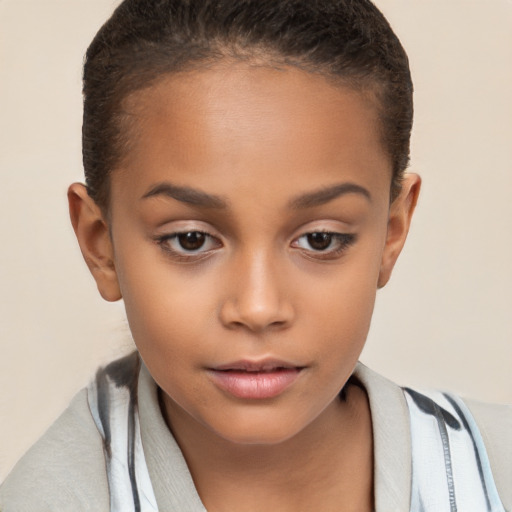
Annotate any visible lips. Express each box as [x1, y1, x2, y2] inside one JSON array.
[[208, 359, 304, 399]]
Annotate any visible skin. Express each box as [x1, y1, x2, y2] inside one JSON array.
[[69, 63, 420, 511]]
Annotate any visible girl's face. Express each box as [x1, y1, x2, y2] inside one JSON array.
[[73, 63, 418, 445]]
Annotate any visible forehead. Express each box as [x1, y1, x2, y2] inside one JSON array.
[[114, 63, 391, 206]]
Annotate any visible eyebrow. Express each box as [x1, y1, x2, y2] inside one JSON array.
[[141, 180, 370, 210], [289, 182, 371, 209], [141, 182, 228, 209]]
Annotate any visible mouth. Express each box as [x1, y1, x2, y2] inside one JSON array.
[[207, 359, 305, 399], [212, 359, 303, 372]]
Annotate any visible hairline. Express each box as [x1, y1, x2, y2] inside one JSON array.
[[92, 52, 392, 217]]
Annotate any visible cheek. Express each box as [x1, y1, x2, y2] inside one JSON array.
[[119, 265, 215, 402], [305, 250, 381, 315], [123, 277, 213, 346], [300, 255, 382, 355], [307, 281, 376, 351], [113, 240, 216, 351]]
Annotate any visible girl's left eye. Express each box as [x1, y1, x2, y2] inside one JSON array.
[[292, 232, 356, 258], [156, 231, 222, 259]]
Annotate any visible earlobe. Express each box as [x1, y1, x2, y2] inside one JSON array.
[[68, 183, 122, 302], [378, 173, 421, 288]]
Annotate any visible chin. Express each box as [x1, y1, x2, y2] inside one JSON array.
[[216, 429, 300, 446], [206, 413, 309, 446]]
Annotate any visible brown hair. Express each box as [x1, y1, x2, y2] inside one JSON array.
[[83, 0, 413, 211]]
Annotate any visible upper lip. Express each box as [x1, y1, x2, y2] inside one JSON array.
[[211, 359, 303, 372]]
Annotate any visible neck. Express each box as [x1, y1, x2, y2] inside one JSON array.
[[161, 380, 374, 512]]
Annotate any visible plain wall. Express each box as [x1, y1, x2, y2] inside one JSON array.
[[1, 0, 511, 482]]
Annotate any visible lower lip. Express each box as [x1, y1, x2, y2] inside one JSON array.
[[208, 368, 302, 399]]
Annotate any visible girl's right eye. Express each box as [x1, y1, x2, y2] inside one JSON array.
[[156, 231, 222, 260]]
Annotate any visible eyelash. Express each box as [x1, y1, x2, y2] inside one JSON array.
[[292, 232, 356, 260], [155, 230, 356, 262], [155, 231, 222, 262]]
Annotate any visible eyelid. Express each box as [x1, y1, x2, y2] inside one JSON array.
[[154, 227, 223, 262], [290, 230, 357, 260]]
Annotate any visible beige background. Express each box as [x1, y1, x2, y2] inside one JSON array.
[[1, 0, 511, 483]]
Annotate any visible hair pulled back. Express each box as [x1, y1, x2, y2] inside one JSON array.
[[83, 0, 413, 210]]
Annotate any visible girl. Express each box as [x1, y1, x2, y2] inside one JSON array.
[[1, 1, 510, 510]]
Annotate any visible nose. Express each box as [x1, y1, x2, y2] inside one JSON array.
[[219, 250, 295, 333]]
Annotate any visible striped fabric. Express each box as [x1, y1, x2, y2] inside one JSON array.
[[405, 388, 506, 512], [88, 354, 158, 512], [87, 357, 506, 511]]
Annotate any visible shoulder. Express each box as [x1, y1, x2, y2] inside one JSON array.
[[463, 397, 512, 509], [0, 387, 109, 512], [353, 363, 512, 510]]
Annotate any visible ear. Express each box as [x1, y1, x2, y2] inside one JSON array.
[[378, 173, 421, 288], [68, 183, 122, 301]]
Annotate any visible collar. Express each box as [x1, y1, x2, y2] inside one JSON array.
[[353, 363, 412, 512]]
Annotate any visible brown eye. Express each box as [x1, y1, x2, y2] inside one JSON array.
[[177, 231, 206, 251], [306, 232, 333, 251], [157, 230, 222, 260], [292, 231, 356, 259]]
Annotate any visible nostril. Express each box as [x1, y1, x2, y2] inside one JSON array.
[[219, 299, 294, 332]]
